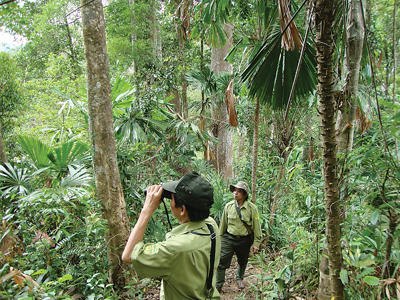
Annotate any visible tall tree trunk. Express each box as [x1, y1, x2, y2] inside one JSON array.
[[335, 0, 365, 153], [393, 0, 398, 155], [0, 120, 7, 164], [381, 208, 399, 279], [64, 15, 78, 80], [130, 0, 158, 75], [177, 29, 188, 119], [210, 23, 234, 179], [129, 0, 137, 74], [314, 0, 344, 299], [251, 97, 260, 203], [80, 0, 132, 288]]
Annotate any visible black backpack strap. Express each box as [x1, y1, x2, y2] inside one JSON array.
[[187, 223, 217, 299], [234, 201, 253, 236], [206, 223, 216, 294]]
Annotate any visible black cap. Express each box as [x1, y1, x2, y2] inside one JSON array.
[[161, 171, 214, 211]]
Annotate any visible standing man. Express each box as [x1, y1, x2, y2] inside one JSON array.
[[122, 171, 221, 299], [216, 180, 262, 292]]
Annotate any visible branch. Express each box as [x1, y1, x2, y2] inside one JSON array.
[[0, 0, 16, 6], [65, 0, 95, 18]]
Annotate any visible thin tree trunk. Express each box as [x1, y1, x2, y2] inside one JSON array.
[[176, 27, 188, 119], [80, 0, 132, 288], [393, 0, 398, 155], [251, 97, 260, 203], [335, 0, 365, 153], [269, 165, 285, 227], [0, 119, 7, 164], [174, 1, 189, 120], [381, 209, 399, 279], [210, 23, 234, 179], [129, 0, 137, 74], [64, 15, 78, 80], [314, 0, 344, 299]]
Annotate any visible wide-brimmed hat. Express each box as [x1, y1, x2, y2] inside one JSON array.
[[161, 171, 214, 211], [229, 181, 250, 195]]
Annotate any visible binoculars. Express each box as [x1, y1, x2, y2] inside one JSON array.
[[144, 183, 172, 201]]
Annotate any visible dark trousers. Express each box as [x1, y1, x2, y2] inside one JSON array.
[[216, 232, 252, 287]]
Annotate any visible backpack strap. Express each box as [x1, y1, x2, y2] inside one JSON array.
[[206, 223, 216, 296], [234, 201, 253, 235], [188, 223, 217, 299]]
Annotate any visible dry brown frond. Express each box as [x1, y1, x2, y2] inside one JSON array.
[[278, 0, 303, 51], [225, 78, 238, 127], [355, 106, 373, 134]]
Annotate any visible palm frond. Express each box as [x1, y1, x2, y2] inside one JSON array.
[[17, 136, 51, 169], [60, 166, 94, 188], [0, 163, 31, 197], [241, 26, 317, 109]]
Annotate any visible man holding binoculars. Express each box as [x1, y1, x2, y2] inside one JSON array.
[[122, 171, 221, 299]]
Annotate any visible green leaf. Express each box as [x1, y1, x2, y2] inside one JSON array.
[[358, 259, 375, 268], [191, 24, 200, 40], [276, 278, 286, 292], [296, 216, 310, 223], [340, 269, 348, 285], [32, 269, 48, 276], [363, 276, 380, 286], [59, 274, 72, 283], [370, 210, 380, 225]]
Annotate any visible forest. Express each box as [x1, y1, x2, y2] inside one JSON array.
[[0, 0, 399, 299]]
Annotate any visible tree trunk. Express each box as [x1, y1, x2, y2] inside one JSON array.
[[335, 0, 365, 153], [210, 23, 234, 179], [251, 97, 260, 203], [80, 0, 132, 288], [381, 209, 399, 279], [0, 119, 7, 164], [178, 29, 188, 120], [393, 0, 398, 155], [64, 15, 78, 80], [314, 0, 344, 299]]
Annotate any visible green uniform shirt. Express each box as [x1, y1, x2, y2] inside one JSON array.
[[219, 200, 262, 248], [131, 217, 221, 300]]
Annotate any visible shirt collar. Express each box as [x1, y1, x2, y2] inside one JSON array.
[[236, 199, 250, 209], [167, 220, 207, 238]]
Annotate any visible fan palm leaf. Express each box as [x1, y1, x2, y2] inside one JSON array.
[[0, 163, 31, 197], [60, 166, 94, 188], [17, 136, 51, 169], [241, 26, 317, 109], [47, 141, 90, 179]]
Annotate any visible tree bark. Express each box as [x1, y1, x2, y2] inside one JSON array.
[[381, 209, 399, 279], [393, 0, 398, 155], [314, 0, 344, 299], [80, 0, 132, 288], [251, 97, 260, 203], [178, 29, 188, 119], [210, 23, 234, 179], [0, 119, 7, 164], [64, 15, 78, 80], [335, 0, 365, 153]]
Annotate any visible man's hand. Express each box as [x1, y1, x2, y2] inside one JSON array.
[[252, 245, 259, 254], [122, 184, 164, 263], [142, 185, 164, 215]]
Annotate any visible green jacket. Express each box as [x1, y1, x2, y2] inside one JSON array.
[[219, 200, 262, 247], [131, 217, 221, 300]]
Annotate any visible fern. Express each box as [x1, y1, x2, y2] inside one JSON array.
[[55, 233, 78, 251]]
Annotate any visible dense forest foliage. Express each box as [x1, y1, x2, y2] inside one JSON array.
[[0, 0, 399, 299]]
